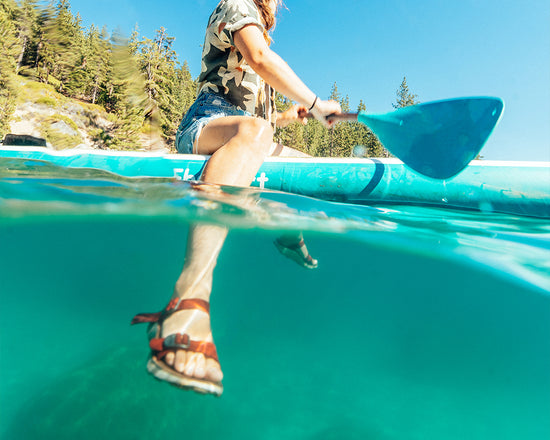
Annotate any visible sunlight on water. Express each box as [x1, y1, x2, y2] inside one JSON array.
[[1, 158, 549, 440]]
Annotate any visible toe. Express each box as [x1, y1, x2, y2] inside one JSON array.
[[174, 350, 187, 373], [165, 351, 175, 366], [184, 352, 201, 377], [193, 354, 207, 379], [206, 358, 223, 382]]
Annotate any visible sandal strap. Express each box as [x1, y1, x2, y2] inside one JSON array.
[[150, 334, 219, 362], [131, 298, 210, 325]]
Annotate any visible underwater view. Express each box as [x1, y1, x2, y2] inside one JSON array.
[[1, 157, 549, 440]]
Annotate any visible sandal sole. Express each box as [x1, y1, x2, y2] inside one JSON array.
[[147, 357, 223, 397]]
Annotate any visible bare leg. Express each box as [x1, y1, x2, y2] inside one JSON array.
[[161, 224, 228, 383], [159, 116, 273, 388], [199, 116, 273, 185]]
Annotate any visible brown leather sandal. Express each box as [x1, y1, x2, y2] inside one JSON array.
[[131, 298, 223, 396]]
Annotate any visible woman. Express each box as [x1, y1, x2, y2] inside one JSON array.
[[132, 0, 341, 396]]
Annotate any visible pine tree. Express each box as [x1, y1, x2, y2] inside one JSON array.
[[272, 92, 307, 152], [13, 0, 40, 73], [106, 30, 147, 149], [88, 25, 111, 104], [393, 76, 419, 109], [325, 82, 340, 156], [351, 100, 385, 157], [273, 92, 291, 145], [132, 27, 182, 139], [173, 61, 196, 117], [0, 0, 21, 138], [68, 24, 111, 103], [302, 118, 327, 156], [29, 2, 48, 73], [328, 83, 356, 157], [37, 0, 84, 91]]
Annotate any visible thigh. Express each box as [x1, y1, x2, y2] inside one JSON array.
[[176, 92, 251, 155], [196, 115, 263, 155]]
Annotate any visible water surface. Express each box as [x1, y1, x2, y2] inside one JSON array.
[[1, 158, 549, 440]]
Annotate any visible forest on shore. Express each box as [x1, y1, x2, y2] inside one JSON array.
[[0, 0, 419, 156]]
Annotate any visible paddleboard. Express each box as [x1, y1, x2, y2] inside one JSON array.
[[1, 146, 548, 218]]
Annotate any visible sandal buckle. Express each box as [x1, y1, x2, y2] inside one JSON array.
[[164, 333, 190, 350]]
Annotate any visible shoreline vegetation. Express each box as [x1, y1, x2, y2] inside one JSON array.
[[1, 0, 418, 156]]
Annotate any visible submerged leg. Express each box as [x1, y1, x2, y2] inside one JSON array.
[[135, 116, 273, 395], [161, 224, 228, 387]]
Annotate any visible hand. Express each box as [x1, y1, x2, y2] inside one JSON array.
[[276, 104, 309, 128], [310, 99, 342, 128]]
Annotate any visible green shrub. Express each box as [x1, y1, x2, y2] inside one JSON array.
[[41, 127, 82, 150], [40, 115, 82, 150], [47, 114, 79, 131], [18, 78, 68, 105], [35, 96, 58, 107], [89, 128, 113, 147]]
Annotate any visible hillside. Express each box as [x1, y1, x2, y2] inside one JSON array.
[[6, 76, 171, 152], [1, 0, 388, 156]]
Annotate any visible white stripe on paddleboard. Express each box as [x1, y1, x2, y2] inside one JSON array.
[[1, 146, 548, 167]]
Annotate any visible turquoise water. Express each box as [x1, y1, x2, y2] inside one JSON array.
[[1, 158, 549, 440]]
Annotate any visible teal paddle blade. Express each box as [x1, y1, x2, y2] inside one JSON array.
[[358, 97, 504, 179]]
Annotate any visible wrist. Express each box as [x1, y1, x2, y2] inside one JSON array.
[[308, 96, 318, 112]]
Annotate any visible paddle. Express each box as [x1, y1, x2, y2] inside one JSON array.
[[309, 97, 504, 179]]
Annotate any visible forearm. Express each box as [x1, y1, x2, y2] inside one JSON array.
[[250, 50, 317, 109], [234, 25, 341, 126]]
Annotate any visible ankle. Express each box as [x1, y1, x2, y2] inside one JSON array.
[[173, 285, 211, 303]]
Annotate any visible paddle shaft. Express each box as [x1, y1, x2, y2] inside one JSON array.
[[301, 111, 358, 124]]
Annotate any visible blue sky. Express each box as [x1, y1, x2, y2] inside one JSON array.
[[68, 0, 549, 161]]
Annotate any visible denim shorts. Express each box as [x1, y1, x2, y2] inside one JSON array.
[[175, 92, 250, 154]]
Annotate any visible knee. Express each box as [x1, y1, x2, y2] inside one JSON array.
[[238, 118, 274, 150]]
